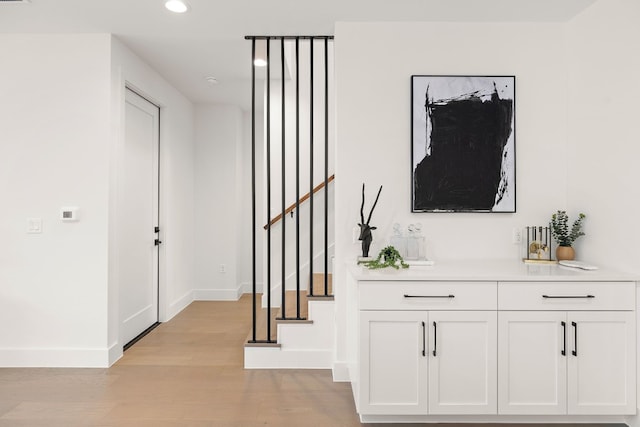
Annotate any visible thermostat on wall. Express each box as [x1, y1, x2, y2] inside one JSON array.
[[60, 207, 79, 222]]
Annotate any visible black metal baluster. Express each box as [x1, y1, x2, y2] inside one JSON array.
[[266, 39, 273, 342], [295, 37, 303, 319], [309, 38, 314, 297], [279, 38, 286, 320], [323, 37, 329, 297], [250, 37, 257, 343]]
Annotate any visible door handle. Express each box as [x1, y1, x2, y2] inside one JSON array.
[[421, 321, 426, 357], [561, 321, 566, 356], [432, 321, 437, 357], [572, 321, 578, 356], [154, 239, 162, 246]]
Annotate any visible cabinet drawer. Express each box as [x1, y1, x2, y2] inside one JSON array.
[[359, 281, 497, 310], [498, 282, 635, 311]]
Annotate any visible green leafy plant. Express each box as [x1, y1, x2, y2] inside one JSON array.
[[550, 210, 586, 247], [358, 246, 409, 270]]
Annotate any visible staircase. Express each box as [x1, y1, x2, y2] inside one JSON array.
[[245, 36, 335, 369], [244, 273, 334, 369]]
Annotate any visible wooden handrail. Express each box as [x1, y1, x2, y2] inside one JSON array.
[[264, 174, 335, 229]]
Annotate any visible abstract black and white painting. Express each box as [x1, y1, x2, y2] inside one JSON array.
[[412, 75, 515, 212]]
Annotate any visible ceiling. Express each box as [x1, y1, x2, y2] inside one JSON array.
[[0, 0, 597, 110]]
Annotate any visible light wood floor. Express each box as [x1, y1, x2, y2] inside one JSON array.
[[0, 295, 627, 427]]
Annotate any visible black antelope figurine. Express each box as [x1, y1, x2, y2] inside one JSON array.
[[358, 183, 383, 258]]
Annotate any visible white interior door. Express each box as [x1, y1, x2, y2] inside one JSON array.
[[120, 88, 160, 346]]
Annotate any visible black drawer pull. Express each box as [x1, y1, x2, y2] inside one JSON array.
[[432, 321, 437, 357], [404, 294, 455, 299], [572, 321, 578, 356], [542, 295, 594, 299], [421, 321, 426, 357], [561, 321, 566, 356]]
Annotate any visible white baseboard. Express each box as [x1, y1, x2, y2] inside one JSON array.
[[166, 290, 194, 321], [332, 361, 351, 382], [627, 411, 640, 427], [193, 287, 242, 301], [240, 281, 263, 294], [244, 348, 333, 369], [0, 347, 111, 368], [108, 342, 123, 367]]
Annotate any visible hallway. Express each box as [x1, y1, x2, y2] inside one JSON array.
[[0, 295, 360, 426]]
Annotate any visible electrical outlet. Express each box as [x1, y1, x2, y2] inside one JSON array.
[[512, 227, 522, 244], [219, 264, 226, 273]]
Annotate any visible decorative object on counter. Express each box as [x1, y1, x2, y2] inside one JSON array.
[[358, 246, 409, 270], [550, 210, 586, 261], [390, 223, 408, 258], [389, 223, 427, 261], [411, 75, 516, 213], [406, 223, 426, 260], [524, 226, 554, 263], [358, 183, 382, 258]]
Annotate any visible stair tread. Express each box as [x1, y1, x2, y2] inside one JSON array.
[[246, 274, 334, 345], [276, 273, 333, 320]]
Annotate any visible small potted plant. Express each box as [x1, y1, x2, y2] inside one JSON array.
[[550, 210, 586, 261]]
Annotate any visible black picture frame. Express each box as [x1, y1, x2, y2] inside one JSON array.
[[411, 75, 516, 213]]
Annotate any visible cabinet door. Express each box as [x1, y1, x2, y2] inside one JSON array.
[[498, 311, 567, 414], [359, 311, 428, 415], [567, 311, 636, 415], [428, 311, 497, 414]]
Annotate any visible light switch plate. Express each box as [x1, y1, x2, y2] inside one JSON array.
[[27, 218, 42, 233]]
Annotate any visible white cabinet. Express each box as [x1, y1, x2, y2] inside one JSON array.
[[498, 303, 636, 414], [429, 311, 497, 414], [498, 311, 568, 414], [359, 310, 497, 415], [359, 310, 428, 415], [350, 265, 637, 423], [567, 311, 636, 415]]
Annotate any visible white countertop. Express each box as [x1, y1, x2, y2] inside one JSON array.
[[348, 259, 639, 282]]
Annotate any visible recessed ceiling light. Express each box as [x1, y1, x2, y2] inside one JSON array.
[[165, 0, 189, 13]]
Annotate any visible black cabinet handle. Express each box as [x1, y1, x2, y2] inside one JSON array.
[[572, 321, 578, 356], [561, 321, 566, 356], [421, 321, 426, 357], [432, 321, 437, 357], [542, 295, 594, 299], [154, 239, 162, 246], [404, 294, 455, 299]]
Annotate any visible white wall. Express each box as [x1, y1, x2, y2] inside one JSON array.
[[194, 104, 245, 299], [566, 0, 640, 273], [0, 34, 112, 367], [110, 36, 196, 363], [0, 33, 196, 367], [334, 21, 569, 371]]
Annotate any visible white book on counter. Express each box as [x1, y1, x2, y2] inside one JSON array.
[[405, 259, 435, 266]]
